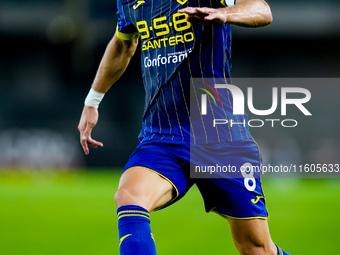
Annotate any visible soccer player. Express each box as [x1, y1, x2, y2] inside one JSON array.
[[78, 0, 290, 254]]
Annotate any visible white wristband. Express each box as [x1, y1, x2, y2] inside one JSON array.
[[84, 88, 105, 108], [224, 0, 235, 7]]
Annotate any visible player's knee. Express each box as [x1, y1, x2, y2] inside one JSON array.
[[236, 241, 276, 255], [115, 187, 138, 208], [238, 243, 264, 255]]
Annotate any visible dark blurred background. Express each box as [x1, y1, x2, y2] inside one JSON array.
[[0, 0, 339, 169]]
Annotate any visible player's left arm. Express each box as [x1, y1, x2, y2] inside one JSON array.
[[179, 0, 272, 27]]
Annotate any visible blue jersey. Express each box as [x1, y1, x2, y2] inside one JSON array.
[[116, 0, 252, 144]]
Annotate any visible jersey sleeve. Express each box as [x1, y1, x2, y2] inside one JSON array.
[[116, 0, 139, 40]]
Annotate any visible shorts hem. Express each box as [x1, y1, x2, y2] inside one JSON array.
[[210, 208, 269, 220]]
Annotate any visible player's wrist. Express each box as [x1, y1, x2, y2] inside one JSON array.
[[84, 88, 105, 108]]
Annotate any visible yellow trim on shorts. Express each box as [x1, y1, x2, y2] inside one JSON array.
[[116, 26, 139, 40], [210, 208, 269, 220], [222, 214, 269, 220], [124, 166, 180, 210], [251, 137, 271, 220]]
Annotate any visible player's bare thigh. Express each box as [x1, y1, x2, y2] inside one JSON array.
[[115, 167, 174, 212], [227, 218, 277, 255]]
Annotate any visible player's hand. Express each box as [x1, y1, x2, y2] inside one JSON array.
[[179, 7, 228, 25], [78, 106, 103, 155]]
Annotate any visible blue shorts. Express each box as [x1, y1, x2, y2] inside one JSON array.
[[123, 138, 268, 219]]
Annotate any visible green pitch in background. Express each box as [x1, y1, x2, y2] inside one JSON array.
[[0, 170, 339, 254]]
